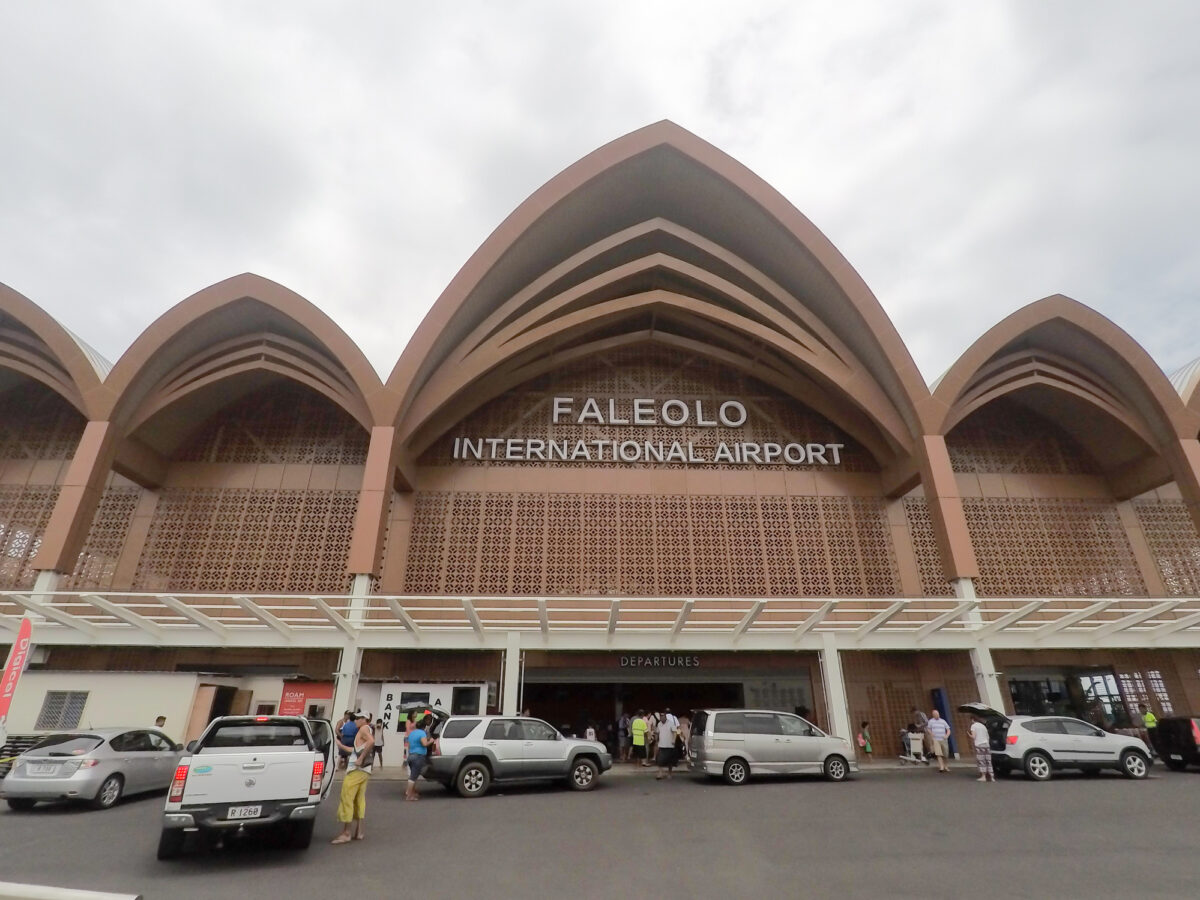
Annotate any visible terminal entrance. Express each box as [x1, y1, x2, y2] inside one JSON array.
[[521, 681, 744, 737]]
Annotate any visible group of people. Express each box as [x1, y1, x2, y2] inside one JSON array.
[[894, 706, 991, 781], [616, 708, 691, 779], [330, 708, 436, 845]]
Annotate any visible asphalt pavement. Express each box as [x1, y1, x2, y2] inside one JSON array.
[[0, 764, 1197, 899]]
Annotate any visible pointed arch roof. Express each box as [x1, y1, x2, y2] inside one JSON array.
[[1170, 356, 1200, 410], [100, 273, 386, 435], [933, 294, 1198, 457], [0, 281, 106, 416], [387, 120, 928, 463]]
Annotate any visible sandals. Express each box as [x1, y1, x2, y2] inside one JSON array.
[[331, 835, 352, 845]]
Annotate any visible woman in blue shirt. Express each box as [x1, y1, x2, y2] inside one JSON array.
[[405, 714, 435, 801]]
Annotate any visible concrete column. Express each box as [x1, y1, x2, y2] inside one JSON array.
[[501, 631, 521, 715], [347, 574, 372, 628], [347, 426, 398, 578], [332, 644, 363, 717], [33, 421, 118, 574], [32, 570, 62, 596], [970, 644, 1007, 712], [917, 435, 980, 580], [819, 632, 852, 741]]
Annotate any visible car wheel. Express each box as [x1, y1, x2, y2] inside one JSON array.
[[567, 758, 599, 791], [1024, 751, 1053, 782], [92, 774, 124, 809], [823, 754, 849, 782], [722, 757, 748, 786], [1120, 750, 1150, 779], [289, 819, 315, 849], [456, 761, 491, 798], [156, 829, 186, 860], [6, 797, 37, 811]]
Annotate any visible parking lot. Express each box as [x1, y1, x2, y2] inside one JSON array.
[[1, 766, 1196, 899]]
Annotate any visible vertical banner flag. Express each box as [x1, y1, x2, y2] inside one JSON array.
[[0, 617, 33, 725]]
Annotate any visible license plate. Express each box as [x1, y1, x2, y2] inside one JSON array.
[[28, 764, 57, 775], [1170, 754, 1183, 761], [226, 805, 262, 820]]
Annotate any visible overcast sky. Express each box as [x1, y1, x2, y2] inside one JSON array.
[[1, 2, 1197, 386]]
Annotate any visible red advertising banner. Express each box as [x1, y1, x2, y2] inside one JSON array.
[[0, 617, 33, 724], [279, 682, 333, 717]]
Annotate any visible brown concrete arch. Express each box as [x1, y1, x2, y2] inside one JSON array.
[[0, 281, 104, 416], [385, 121, 929, 445]]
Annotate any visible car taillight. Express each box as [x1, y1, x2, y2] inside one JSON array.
[[169, 764, 189, 803], [79, 759, 99, 768], [255, 716, 270, 722], [309, 759, 324, 796], [1192, 720, 1200, 747], [1006, 735, 1019, 745]]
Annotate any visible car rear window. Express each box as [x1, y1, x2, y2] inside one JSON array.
[[28, 734, 103, 756], [203, 723, 309, 748], [441, 719, 481, 739], [691, 711, 708, 735], [712, 712, 745, 734]]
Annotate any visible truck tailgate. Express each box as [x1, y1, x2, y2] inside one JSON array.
[[182, 751, 317, 805]]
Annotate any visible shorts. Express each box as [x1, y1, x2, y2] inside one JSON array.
[[408, 754, 427, 781], [620, 734, 630, 748], [655, 747, 677, 768], [931, 739, 949, 758], [337, 769, 369, 822], [632, 743, 645, 759]]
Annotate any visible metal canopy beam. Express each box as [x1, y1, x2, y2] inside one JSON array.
[[10, 594, 97, 638], [671, 600, 695, 640], [232, 595, 294, 638], [1034, 600, 1114, 640], [385, 598, 421, 637], [158, 595, 230, 639], [856, 600, 906, 639], [314, 598, 359, 639], [916, 601, 977, 642], [607, 599, 621, 636], [976, 600, 1045, 637], [733, 601, 765, 640], [1151, 609, 1200, 640], [83, 594, 165, 642], [462, 598, 484, 638], [794, 601, 834, 640], [1093, 600, 1182, 638]]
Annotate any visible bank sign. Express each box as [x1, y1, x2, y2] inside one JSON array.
[[452, 396, 844, 466]]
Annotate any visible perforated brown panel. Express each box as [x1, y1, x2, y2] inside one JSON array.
[[403, 492, 900, 597], [901, 498, 954, 597], [173, 382, 368, 465], [946, 399, 1100, 475], [0, 485, 59, 589], [62, 486, 143, 591], [420, 345, 876, 471], [962, 498, 1146, 597], [1132, 500, 1200, 596], [0, 383, 85, 460], [132, 488, 358, 593]]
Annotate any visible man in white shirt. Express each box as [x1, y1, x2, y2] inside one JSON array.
[[655, 713, 680, 779], [927, 709, 952, 773], [969, 715, 995, 782]]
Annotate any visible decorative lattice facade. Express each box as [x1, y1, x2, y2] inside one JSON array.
[[0, 383, 85, 461], [902, 497, 954, 596], [1132, 500, 1200, 597], [403, 491, 900, 597], [174, 381, 368, 465], [132, 488, 358, 593], [962, 498, 1146, 597], [62, 486, 144, 591], [420, 346, 877, 472], [946, 399, 1100, 475], [0, 485, 59, 589]]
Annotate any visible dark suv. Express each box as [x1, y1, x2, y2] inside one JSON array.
[[1151, 716, 1200, 771]]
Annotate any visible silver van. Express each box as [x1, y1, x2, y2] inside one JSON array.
[[687, 709, 856, 784]]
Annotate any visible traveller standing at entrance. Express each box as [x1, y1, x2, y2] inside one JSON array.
[[969, 715, 994, 782], [928, 710, 952, 773], [1139, 703, 1159, 754], [332, 713, 374, 844], [655, 713, 680, 779], [618, 710, 631, 762], [911, 706, 930, 763], [630, 710, 649, 765], [405, 714, 435, 801]]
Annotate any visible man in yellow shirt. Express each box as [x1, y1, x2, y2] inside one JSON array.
[[630, 709, 649, 766]]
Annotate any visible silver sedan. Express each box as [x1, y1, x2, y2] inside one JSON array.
[[2, 728, 183, 811]]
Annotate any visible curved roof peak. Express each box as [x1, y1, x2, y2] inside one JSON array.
[[1169, 356, 1200, 403], [387, 120, 928, 443]]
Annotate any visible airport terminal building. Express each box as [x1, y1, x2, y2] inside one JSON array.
[[3, 122, 1200, 754]]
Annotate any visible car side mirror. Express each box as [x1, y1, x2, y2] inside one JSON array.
[[185, 740, 198, 753]]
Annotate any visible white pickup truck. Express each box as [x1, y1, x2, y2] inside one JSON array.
[[157, 715, 335, 859]]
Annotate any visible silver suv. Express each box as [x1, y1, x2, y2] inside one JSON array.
[[959, 702, 1153, 781], [687, 709, 856, 784], [427, 715, 612, 797]]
